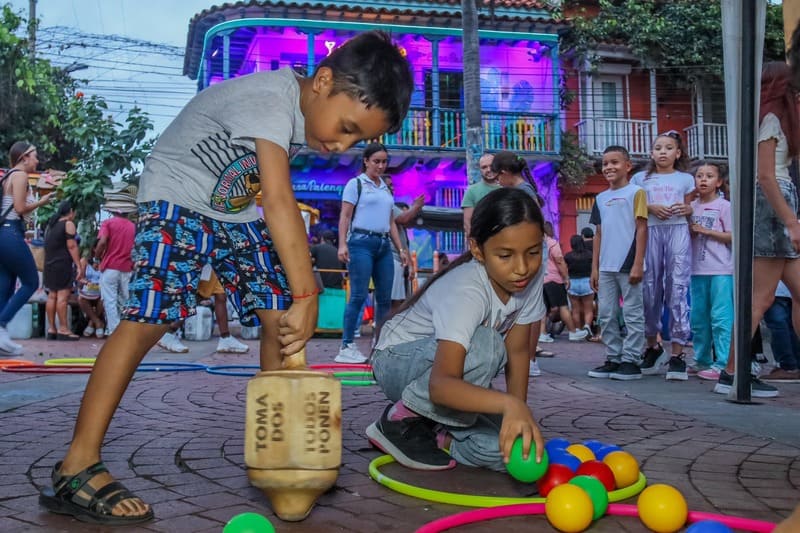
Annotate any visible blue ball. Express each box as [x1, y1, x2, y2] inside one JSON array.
[[545, 438, 571, 455], [548, 450, 581, 472], [582, 440, 606, 454], [686, 520, 733, 533], [594, 445, 622, 460]]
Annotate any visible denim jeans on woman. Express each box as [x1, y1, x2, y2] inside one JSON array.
[[0, 220, 39, 327], [341, 233, 393, 345], [763, 296, 800, 371], [372, 326, 510, 471]]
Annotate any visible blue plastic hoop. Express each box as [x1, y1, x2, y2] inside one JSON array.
[[205, 364, 260, 377], [136, 362, 208, 372]]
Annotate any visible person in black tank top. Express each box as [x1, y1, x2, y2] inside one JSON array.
[[43, 201, 84, 340]]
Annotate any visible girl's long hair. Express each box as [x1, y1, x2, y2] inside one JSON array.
[[45, 200, 72, 234], [491, 151, 539, 196], [360, 142, 388, 172], [691, 160, 730, 199], [8, 141, 33, 167], [645, 131, 691, 177], [568, 234, 592, 261], [391, 187, 544, 318], [760, 61, 800, 158]]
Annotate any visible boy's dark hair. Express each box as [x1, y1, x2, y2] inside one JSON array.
[[317, 31, 413, 135], [395, 201, 410, 210], [391, 187, 544, 317], [581, 226, 594, 239], [602, 145, 630, 160]]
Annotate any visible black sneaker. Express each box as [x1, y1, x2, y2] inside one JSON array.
[[639, 344, 667, 375], [366, 405, 456, 470], [588, 361, 619, 379], [610, 362, 642, 381], [666, 354, 688, 381], [713, 371, 779, 398]]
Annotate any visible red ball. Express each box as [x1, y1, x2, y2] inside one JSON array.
[[576, 460, 616, 491], [536, 463, 575, 497]]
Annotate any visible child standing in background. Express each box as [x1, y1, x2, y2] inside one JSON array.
[[688, 162, 733, 381], [632, 131, 695, 380], [588, 146, 648, 380]]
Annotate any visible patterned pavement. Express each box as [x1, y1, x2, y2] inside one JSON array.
[[0, 333, 798, 532]]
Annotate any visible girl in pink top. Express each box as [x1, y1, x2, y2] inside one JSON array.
[[688, 162, 733, 380]]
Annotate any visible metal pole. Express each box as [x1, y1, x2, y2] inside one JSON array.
[[732, 0, 757, 403]]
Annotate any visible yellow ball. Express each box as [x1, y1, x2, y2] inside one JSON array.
[[545, 484, 594, 533], [637, 484, 688, 533], [566, 444, 595, 463], [602, 450, 640, 489]]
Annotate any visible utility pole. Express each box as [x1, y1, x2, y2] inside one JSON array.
[[28, 0, 36, 58], [461, 0, 483, 185]]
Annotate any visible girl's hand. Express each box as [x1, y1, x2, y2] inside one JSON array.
[[670, 203, 691, 217], [499, 397, 544, 464], [337, 244, 349, 263], [690, 223, 706, 236], [278, 296, 319, 355], [629, 263, 644, 285], [651, 204, 672, 220], [787, 220, 800, 253], [590, 270, 599, 293]]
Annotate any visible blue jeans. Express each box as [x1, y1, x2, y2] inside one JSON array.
[[342, 233, 393, 345], [372, 326, 509, 471], [763, 296, 800, 371], [0, 221, 39, 327], [690, 275, 733, 368]]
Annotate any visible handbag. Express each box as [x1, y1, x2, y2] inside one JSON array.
[[28, 238, 45, 272]]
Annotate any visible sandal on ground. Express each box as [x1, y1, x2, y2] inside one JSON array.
[[46, 331, 58, 340], [83, 326, 95, 337], [39, 461, 154, 525], [536, 346, 555, 358], [57, 332, 81, 341], [95, 327, 105, 339]]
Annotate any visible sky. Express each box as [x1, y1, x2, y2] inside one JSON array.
[[9, 0, 219, 134]]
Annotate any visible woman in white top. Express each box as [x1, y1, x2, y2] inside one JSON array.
[[0, 142, 53, 354]]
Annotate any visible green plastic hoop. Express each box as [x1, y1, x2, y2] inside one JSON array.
[[44, 358, 96, 366], [368, 454, 647, 507]]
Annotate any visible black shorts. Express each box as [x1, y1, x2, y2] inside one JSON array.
[[543, 281, 568, 309]]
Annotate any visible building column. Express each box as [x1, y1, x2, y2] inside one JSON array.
[[558, 188, 581, 250]]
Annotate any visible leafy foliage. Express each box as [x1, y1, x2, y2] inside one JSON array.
[[1, 3, 155, 243], [558, 131, 594, 188], [562, 0, 785, 79]]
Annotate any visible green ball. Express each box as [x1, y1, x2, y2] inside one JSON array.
[[569, 474, 609, 520], [506, 438, 549, 483], [223, 512, 275, 533]]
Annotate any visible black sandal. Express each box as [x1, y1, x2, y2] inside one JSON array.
[[39, 461, 154, 525]]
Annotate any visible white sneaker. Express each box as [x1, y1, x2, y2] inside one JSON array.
[[538, 333, 554, 343], [335, 343, 368, 364], [568, 329, 589, 341], [529, 360, 542, 377], [216, 335, 249, 353], [158, 332, 189, 353], [0, 326, 22, 355]]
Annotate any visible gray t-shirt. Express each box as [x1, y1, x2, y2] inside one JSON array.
[[139, 68, 306, 222], [375, 259, 546, 352]]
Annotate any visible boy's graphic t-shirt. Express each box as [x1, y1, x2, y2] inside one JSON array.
[[589, 183, 648, 273], [631, 170, 695, 227], [139, 68, 305, 222], [690, 197, 733, 275], [375, 259, 546, 352]]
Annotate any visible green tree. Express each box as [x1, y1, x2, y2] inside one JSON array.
[[562, 0, 785, 79], [1, 3, 154, 243]]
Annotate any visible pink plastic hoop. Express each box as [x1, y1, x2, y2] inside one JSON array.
[[416, 502, 777, 533]]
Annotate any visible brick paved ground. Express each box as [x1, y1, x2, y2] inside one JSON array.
[[0, 333, 798, 532]]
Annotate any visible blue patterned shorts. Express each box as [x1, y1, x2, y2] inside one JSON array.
[[754, 179, 800, 259], [122, 201, 291, 326]]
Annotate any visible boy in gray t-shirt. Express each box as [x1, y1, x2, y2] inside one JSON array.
[[40, 31, 413, 525]]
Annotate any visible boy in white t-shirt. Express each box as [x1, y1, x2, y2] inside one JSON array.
[[588, 146, 648, 380]]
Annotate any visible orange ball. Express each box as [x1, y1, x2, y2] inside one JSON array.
[[602, 451, 640, 489], [637, 484, 688, 532], [566, 444, 595, 463], [545, 484, 594, 533]]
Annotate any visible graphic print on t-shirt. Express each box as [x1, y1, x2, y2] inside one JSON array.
[[691, 206, 722, 264], [197, 131, 302, 214]]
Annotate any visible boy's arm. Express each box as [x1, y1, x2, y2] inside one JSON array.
[[256, 139, 318, 354], [630, 217, 647, 284], [591, 226, 601, 292], [462, 207, 474, 236]]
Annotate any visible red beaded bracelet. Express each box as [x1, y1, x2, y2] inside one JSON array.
[[292, 288, 321, 299]]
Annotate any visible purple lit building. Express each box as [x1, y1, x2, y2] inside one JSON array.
[[183, 1, 564, 261]]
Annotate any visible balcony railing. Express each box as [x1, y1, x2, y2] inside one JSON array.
[[380, 107, 560, 155], [684, 123, 728, 160], [576, 118, 655, 158]]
